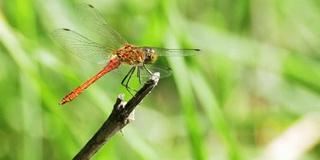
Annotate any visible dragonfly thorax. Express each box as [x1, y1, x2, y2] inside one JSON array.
[[140, 47, 158, 64], [115, 44, 145, 65]]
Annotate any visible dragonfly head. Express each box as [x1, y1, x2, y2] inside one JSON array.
[[140, 47, 158, 64]]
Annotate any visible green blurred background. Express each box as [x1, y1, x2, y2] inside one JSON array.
[[1, 0, 320, 159]]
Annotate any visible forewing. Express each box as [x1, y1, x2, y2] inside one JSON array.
[[152, 48, 202, 57], [76, 3, 127, 48], [51, 28, 112, 64]]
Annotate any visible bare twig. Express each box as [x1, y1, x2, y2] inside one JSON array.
[[73, 72, 160, 160]]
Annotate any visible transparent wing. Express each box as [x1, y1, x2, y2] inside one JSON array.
[[51, 28, 113, 64], [76, 3, 127, 48], [142, 64, 172, 78], [113, 64, 172, 78], [152, 48, 202, 57]]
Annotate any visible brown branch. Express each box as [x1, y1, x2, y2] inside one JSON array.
[[73, 72, 160, 160]]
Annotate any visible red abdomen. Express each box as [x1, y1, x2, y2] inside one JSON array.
[[59, 58, 120, 105]]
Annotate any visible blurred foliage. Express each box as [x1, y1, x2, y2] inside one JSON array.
[[1, 0, 320, 159]]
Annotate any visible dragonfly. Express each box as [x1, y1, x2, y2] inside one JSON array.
[[52, 3, 201, 105]]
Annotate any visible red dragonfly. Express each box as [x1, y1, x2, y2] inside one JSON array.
[[52, 3, 201, 105]]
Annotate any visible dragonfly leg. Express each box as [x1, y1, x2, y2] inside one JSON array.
[[137, 66, 144, 84], [142, 64, 153, 75], [121, 67, 137, 96], [141, 64, 155, 84]]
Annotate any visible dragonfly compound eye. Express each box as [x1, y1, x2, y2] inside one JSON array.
[[142, 48, 158, 64]]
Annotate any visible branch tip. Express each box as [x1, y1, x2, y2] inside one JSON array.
[[73, 73, 160, 160]]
